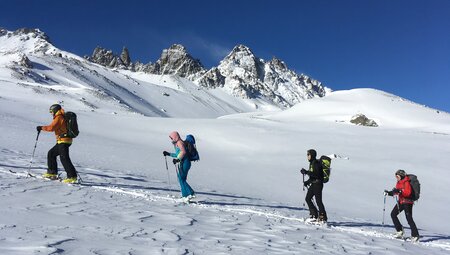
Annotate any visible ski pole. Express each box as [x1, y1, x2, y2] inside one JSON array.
[[302, 173, 306, 208], [394, 194, 400, 212], [312, 197, 319, 215], [382, 193, 387, 232], [174, 162, 180, 193], [77, 172, 83, 184], [302, 173, 305, 191], [27, 130, 40, 177], [164, 156, 172, 192], [174, 162, 180, 177]]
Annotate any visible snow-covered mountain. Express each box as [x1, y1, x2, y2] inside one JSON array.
[[197, 44, 328, 108], [1, 27, 450, 254], [0, 28, 270, 118], [0, 28, 329, 117], [84, 39, 329, 108]]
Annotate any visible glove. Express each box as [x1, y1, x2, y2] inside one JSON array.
[[384, 190, 393, 196], [36, 126, 42, 132], [300, 168, 308, 175], [392, 188, 401, 194], [304, 180, 311, 187], [172, 158, 180, 164], [163, 151, 170, 156]]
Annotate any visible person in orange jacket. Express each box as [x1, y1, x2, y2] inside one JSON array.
[[36, 104, 77, 183], [385, 169, 419, 241]]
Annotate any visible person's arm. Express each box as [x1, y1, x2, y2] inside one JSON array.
[[42, 115, 60, 132]]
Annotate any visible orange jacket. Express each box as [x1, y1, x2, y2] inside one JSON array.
[[42, 109, 72, 144]]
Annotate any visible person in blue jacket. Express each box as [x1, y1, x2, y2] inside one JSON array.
[[163, 131, 195, 201]]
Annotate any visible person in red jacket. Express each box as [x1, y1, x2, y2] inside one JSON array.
[[385, 169, 419, 241], [36, 104, 78, 183]]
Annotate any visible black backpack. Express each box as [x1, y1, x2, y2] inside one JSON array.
[[320, 155, 332, 183], [408, 174, 420, 201], [184, 134, 199, 161], [64, 112, 79, 138]]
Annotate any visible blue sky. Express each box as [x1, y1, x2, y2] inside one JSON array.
[[2, 0, 449, 112]]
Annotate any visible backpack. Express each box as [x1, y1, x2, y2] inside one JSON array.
[[64, 112, 79, 138], [407, 174, 420, 201], [320, 155, 331, 183], [184, 134, 199, 161]]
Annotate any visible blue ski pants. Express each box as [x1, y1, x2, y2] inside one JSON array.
[[177, 159, 194, 197]]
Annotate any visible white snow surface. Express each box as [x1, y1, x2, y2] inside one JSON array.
[[1, 30, 450, 254]]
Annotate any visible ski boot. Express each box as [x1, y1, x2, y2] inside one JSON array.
[[305, 215, 318, 223], [393, 230, 404, 239], [62, 177, 78, 184], [42, 173, 58, 180], [410, 236, 420, 242], [318, 213, 328, 224]]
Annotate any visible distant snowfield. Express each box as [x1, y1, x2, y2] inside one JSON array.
[[1, 85, 450, 254]]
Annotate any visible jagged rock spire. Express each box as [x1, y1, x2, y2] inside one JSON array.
[[120, 47, 131, 66], [86, 46, 133, 69], [150, 44, 205, 78]]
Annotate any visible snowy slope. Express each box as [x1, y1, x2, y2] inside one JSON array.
[[271, 88, 450, 131], [0, 28, 273, 119], [1, 87, 450, 254]]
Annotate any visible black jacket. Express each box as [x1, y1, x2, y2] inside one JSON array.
[[308, 159, 323, 182]]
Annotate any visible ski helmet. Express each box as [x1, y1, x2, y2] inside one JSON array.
[[49, 104, 61, 114], [395, 169, 406, 178]]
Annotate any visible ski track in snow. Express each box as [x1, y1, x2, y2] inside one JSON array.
[[0, 149, 449, 255]]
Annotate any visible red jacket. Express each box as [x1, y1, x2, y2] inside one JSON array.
[[395, 175, 413, 204]]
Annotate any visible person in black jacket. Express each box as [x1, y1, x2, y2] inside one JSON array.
[[301, 149, 327, 222]]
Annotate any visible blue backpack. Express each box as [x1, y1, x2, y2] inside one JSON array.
[[184, 134, 200, 161]]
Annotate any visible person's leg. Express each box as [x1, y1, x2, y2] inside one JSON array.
[[305, 186, 318, 218], [47, 144, 59, 174], [404, 204, 419, 237], [391, 204, 404, 232], [58, 144, 77, 178], [177, 160, 194, 197], [314, 183, 327, 221]]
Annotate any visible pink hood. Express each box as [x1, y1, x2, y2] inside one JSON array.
[[169, 131, 186, 159], [169, 131, 180, 142]]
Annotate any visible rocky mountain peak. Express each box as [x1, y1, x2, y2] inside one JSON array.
[[230, 44, 254, 56], [223, 44, 257, 63], [0, 27, 7, 36], [12, 28, 51, 43], [165, 44, 188, 53], [269, 57, 288, 71], [120, 47, 131, 66], [220, 44, 264, 80], [0, 28, 54, 54], [86, 46, 134, 70], [197, 44, 328, 108], [151, 44, 205, 78], [83, 41, 328, 109]]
